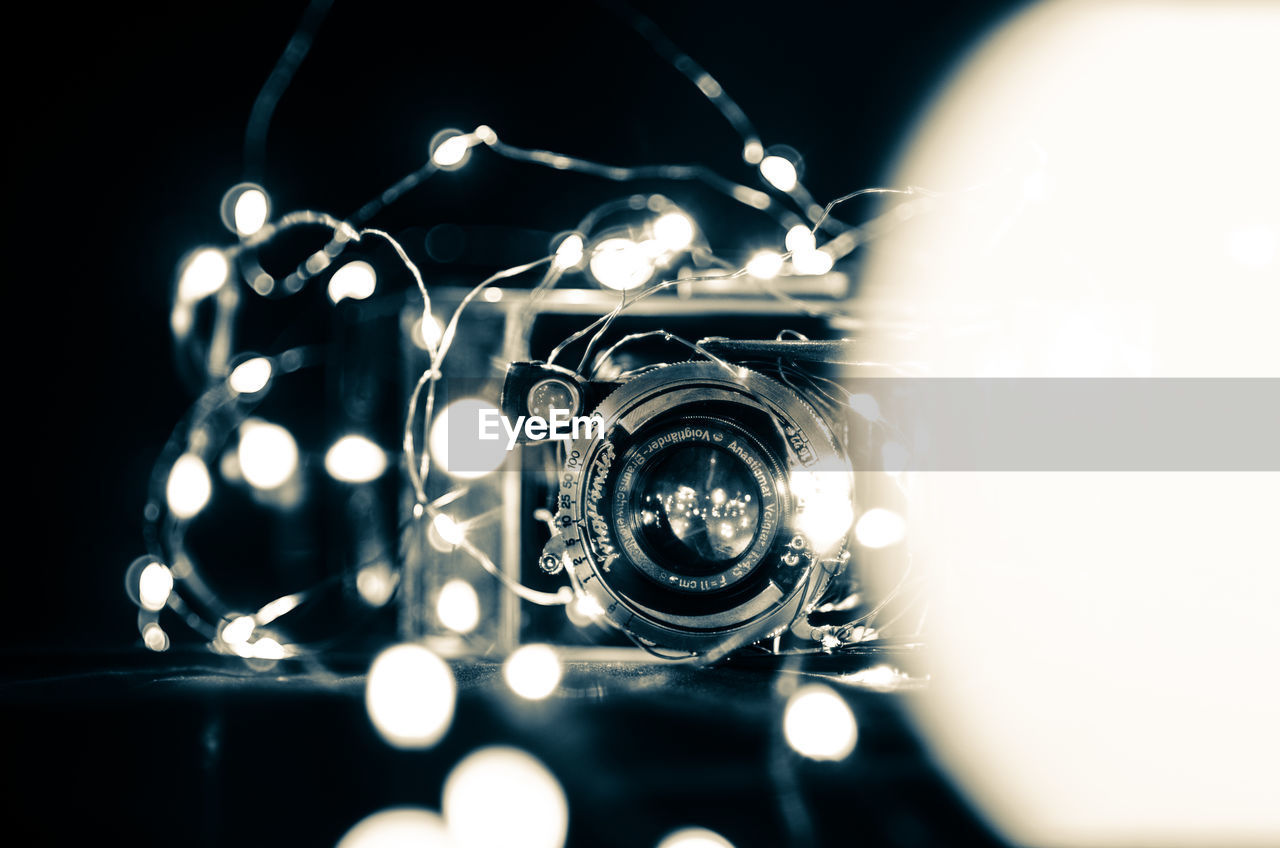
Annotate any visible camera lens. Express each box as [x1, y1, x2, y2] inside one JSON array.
[[554, 360, 853, 655], [611, 416, 785, 596], [636, 444, 762, 565]]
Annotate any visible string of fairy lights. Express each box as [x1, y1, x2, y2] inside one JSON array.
[[122, 3, 961, 845], [140, 125, 930, 652]]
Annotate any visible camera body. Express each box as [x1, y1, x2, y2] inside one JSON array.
[[503, 339, 858, 659]]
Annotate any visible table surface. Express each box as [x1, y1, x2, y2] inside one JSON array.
[[4, 652, 1003, 847]]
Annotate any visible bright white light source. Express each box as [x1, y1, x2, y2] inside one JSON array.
[[575, 594, 604, 618], [249, 636, 288, 660], [433, 134, 471, 168], [428, 398, 508, 480], [167, 453, 212, 519], [1225, 224, 1276, 268], [653, 212, 695, 251], [638, 238, 666, 259], [589, 237, 652, 291], [328, 260, 377, 304], [228, 357, 272, 394], [845, 665, 907, 691], [178, 249, 229, 301], [431, 513, 466, 549], [256, 594, 300, 624], [853, 508, 906, 549], [759, 156, 798, 192], [220, 615, 255, 647], [860, 2, 1280, 845], [233, 188, 269, 236], [416, 313, 445, 350], [785, 225, 816, 254], [745, 251, 783, 280], [565, 592, 605, 628], [237, 419, 298, 490], [785, 224, 832, 276], [784, 683, 857, 761], [792, 248, 834, 276], [142, 623, 170, 652], [337, 807, 452, 848], [789, 470, 855, 554], [657, 827, 736, 848], [357, 562, 396, 607], [366, 643, 455, 750], [443, 746, 568, 848], [325, 435, 387, 483], [502, 644, 562, 700], [138, 562, 173, 611], [554, 234, 585, 270], [742, 140, 764, 164], [437, 579, 480, 634]]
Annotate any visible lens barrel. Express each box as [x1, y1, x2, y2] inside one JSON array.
[[549, 361, 853, 656]]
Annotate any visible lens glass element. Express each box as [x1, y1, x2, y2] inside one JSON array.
[[636, 445, 762, 567]]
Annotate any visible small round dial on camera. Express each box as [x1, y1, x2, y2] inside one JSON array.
[[527, 377, 580, 421], [552, 360, 854, 656]]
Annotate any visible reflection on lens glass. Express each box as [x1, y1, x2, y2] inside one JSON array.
[[638, 445, 761, 565]]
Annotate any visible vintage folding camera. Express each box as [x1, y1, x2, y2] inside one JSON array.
[[501, 336, 868, 661]]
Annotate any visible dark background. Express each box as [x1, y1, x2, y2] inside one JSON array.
[[15, 0, 1019, 653], [10, 2, 1020, 844]]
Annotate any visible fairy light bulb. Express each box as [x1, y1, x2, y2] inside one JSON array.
[[357, 562, 396, 607], [228, 357, 272, 394], [502, 644, 562, 700], [328, 260, 377, 303], [784, 684, 857, 761], [792, 248, 834, 275], [785, 223, 835, 275], [859, 4, 1280, 844], [178, 249, 229, 302], [338, 808, 452, 848], [854, 508, 907, 549], [437, 579, 480, 634], [137, 562, 173, 611], [784, 225, 814, 254], [746, 251, 783, 279], [442, 747, 568, 848], [167, 453, 212, 519], [574, 594, 604, 619], [237, 419, 298, 490], [220, 615, 255, 648], [589, 237, 653, 291], [248, 637, 288, 660], [220, 182, 272, 237], [759, 155, 798, 192], [657, 828, 736, 848], [416, 312, 444, 350], [142, 623, 170, 652], [233, 188, 269, 236], [653, 212, 695, 251], [324, 435, 387, 483], [428, 398, 508, 479], [554, 234, 585, 270], [432, 132, 471, 168], [365, 643, 455, 750], [790, 470, 855, 554], [430, 512, 466, 550]]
